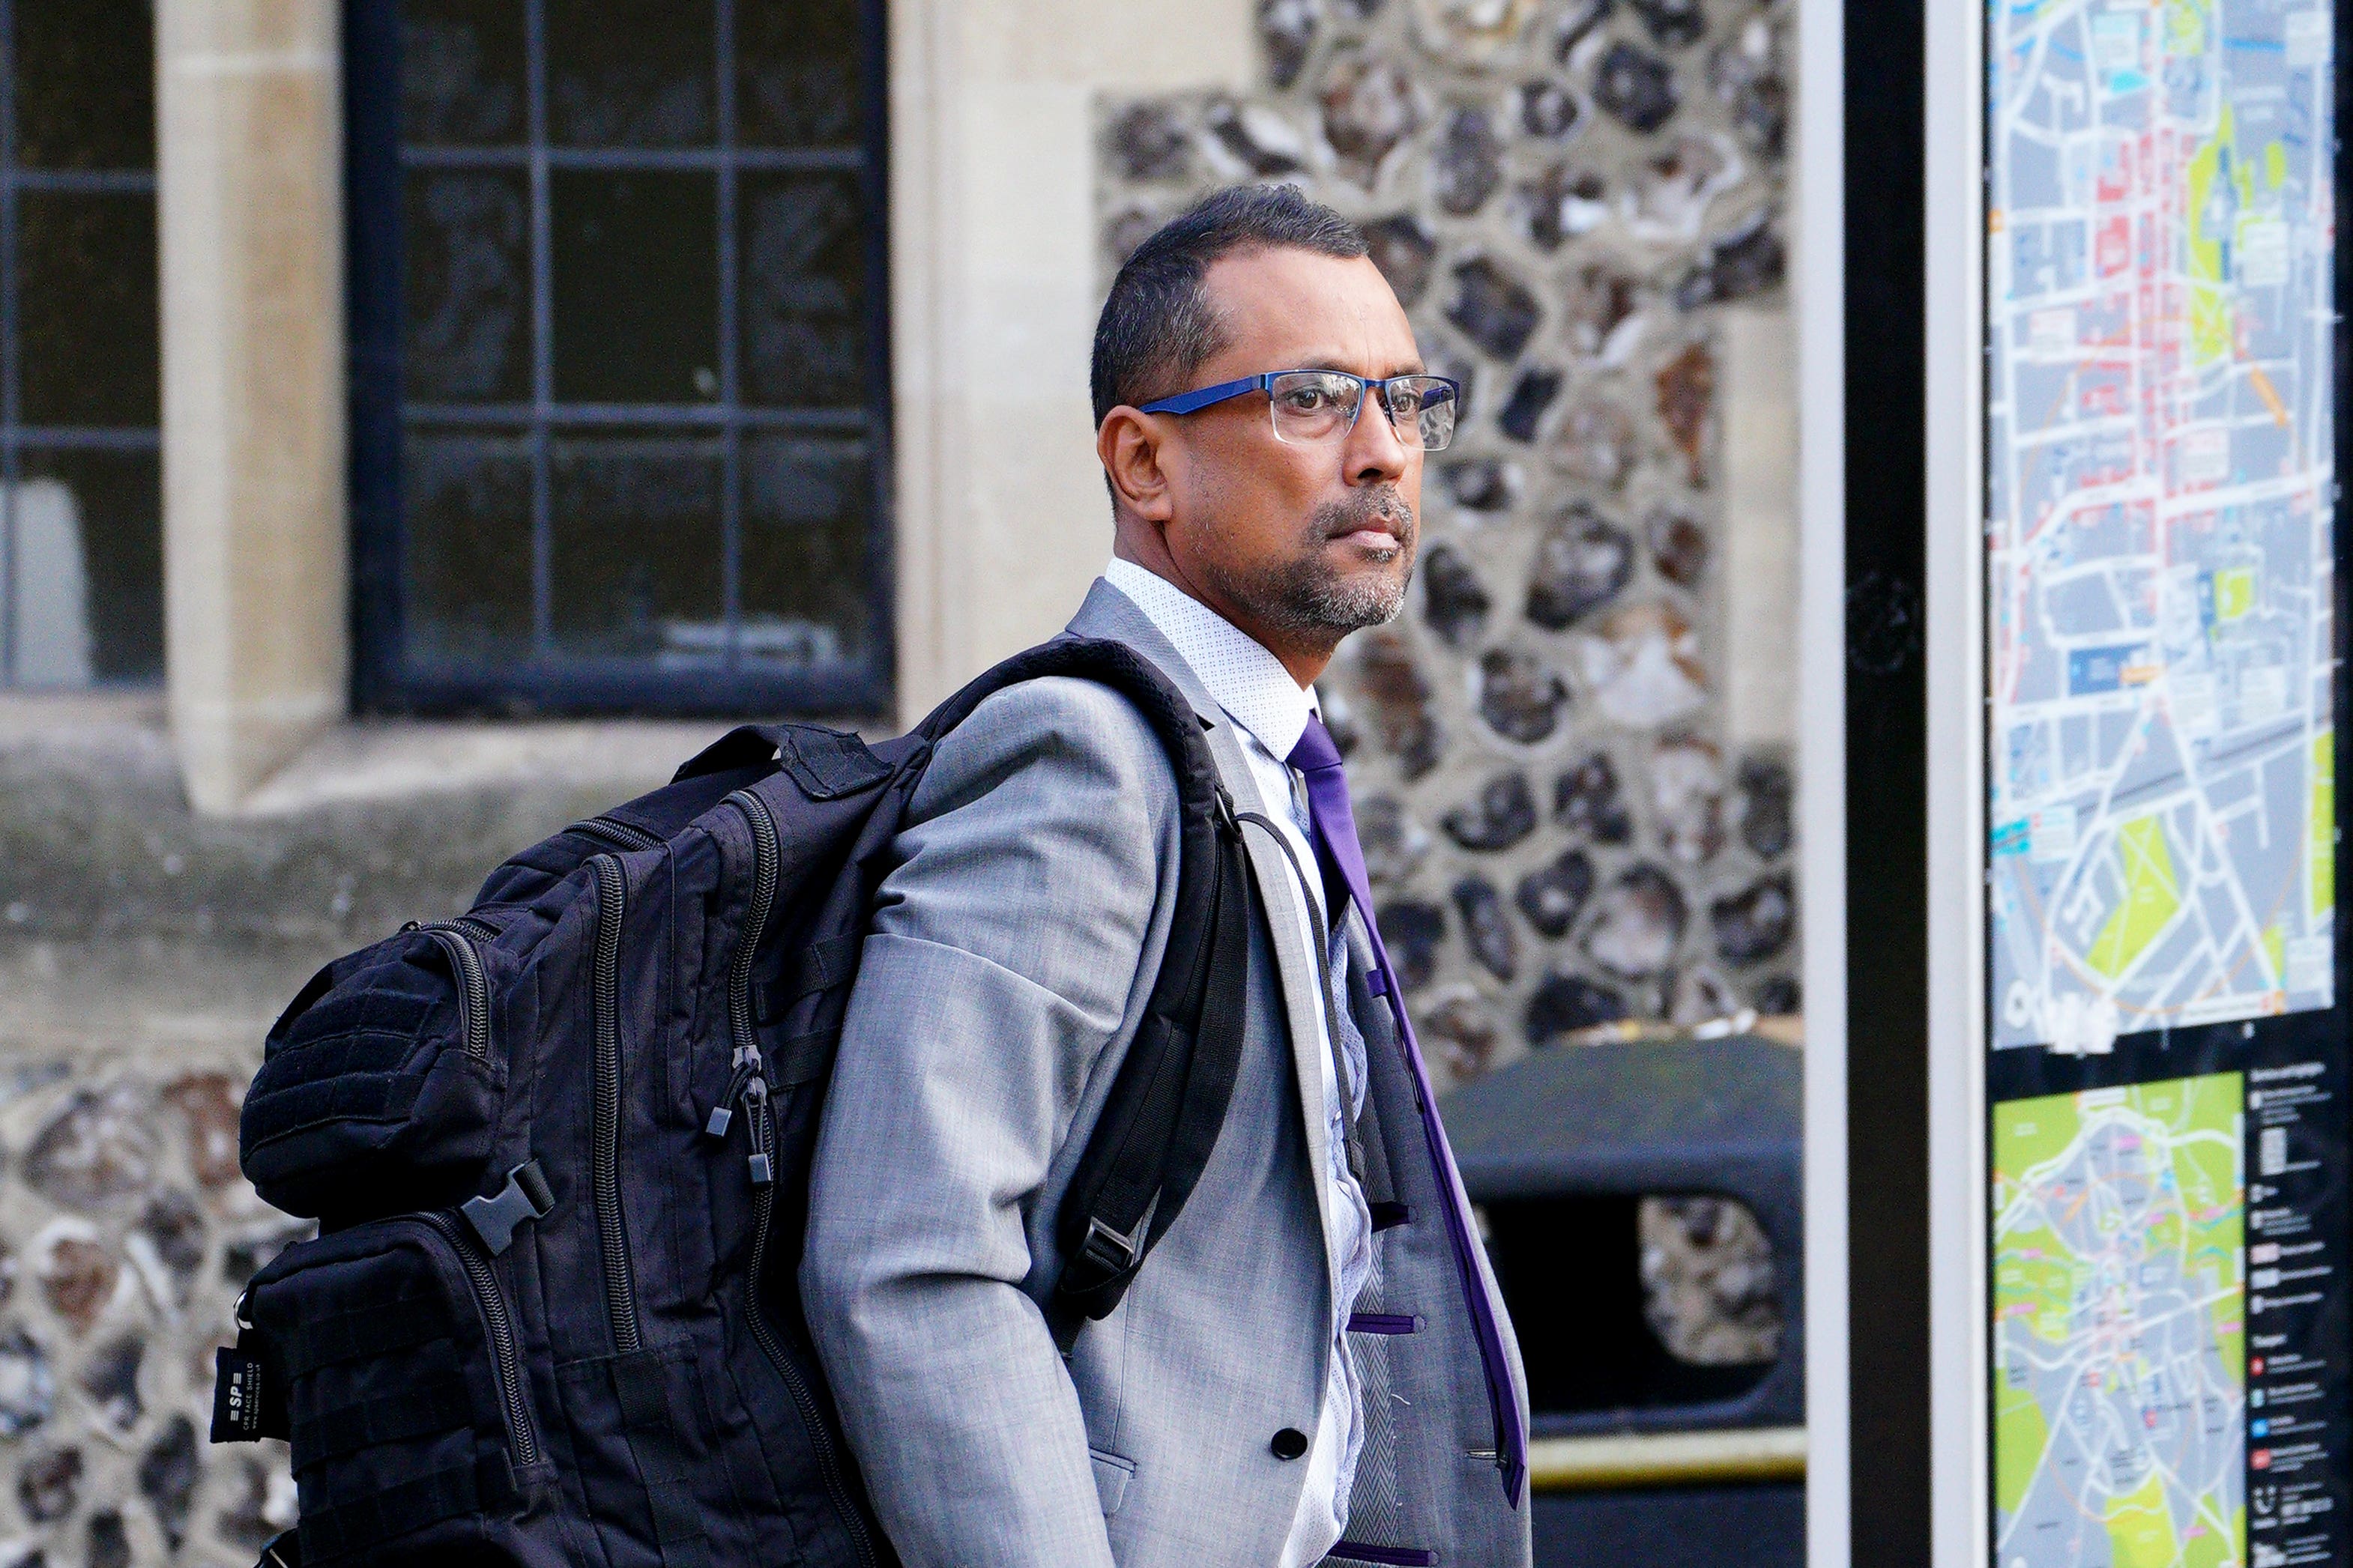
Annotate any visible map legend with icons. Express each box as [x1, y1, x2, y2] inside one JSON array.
[[1984, 0, 2337, 1055]]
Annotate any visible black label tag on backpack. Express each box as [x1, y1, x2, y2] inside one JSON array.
[[211, 1331, 286, 1443]]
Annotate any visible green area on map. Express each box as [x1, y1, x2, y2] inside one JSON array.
[[1993, 1073, 2244, 1567]]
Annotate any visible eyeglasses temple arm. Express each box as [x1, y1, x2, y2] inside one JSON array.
[[1135, 374, 1268, 416]]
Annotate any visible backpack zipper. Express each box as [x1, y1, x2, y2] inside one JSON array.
[[569, 816, 665, 853], [586, 853, 643, 1354], [703, 788, 782, 1140], [414, 1211, 540, 1468], [722, 791, 783, 1078], [408, 921, 492, 1060], [723, 788, 878, 1568], [743, 1083, 876, 1568]]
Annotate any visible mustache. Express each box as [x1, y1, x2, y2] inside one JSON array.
[[1314, 486, 1416, 541]]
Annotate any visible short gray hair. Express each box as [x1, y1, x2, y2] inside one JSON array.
[[1090, 184, 1367, 427]]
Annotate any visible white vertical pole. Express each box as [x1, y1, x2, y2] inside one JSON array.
[[1924, 0, 1990, 1559], [1797, 0, 1850, 1557]]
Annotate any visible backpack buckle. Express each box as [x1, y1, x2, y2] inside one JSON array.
[[1078, 1212, 1147, 1277], [461, 1160, 556, 1256]]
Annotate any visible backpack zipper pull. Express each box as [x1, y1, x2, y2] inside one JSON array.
[[704, 1044, 764, 1139], [744, 1076, 774, 1185]]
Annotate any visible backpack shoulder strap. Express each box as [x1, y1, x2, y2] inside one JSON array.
[[913, 634, 1206, 755], [918, 636, 1259, 1351]]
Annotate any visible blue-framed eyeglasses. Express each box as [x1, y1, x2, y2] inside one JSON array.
[[1138, 369, 1462, 451]]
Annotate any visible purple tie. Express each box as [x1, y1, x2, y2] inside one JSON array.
[[1287, 712, 1528, 1507]]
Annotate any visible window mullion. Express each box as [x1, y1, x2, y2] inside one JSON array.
[[716, 0, 740, 669], [526, 0, 553, 659]]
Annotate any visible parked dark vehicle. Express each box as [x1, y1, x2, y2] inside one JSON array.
[[1445, 1035, 1804, 1568]]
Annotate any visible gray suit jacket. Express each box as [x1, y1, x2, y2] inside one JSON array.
[[802, 581, 1533, 1568]]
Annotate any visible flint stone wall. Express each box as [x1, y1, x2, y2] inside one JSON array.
[[0, 714, 679, 1566], [1098, 0, 1801, 1095]]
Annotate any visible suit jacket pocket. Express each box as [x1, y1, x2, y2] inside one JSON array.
[[1087, 1447, 1135, 1516]]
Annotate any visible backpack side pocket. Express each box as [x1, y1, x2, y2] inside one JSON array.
[[245, 1214, 545, 1564], [241, 921, 509, 1218]]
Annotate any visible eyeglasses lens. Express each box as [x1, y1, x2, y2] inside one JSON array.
[[1394, 378, 1458, 452], [1266, 372, 1456, 450], [1267, 372, 1360, 445]]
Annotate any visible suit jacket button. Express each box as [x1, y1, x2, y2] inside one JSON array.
[[1270, 1427, 1309, 1461]]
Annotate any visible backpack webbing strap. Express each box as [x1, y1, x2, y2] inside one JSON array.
[[249, 1026, 423, 1090], [1047, 821, 1254, 1352], [612, 1351, 713, 1568], [245, 1069, 426, 1143], [289, 1375, 473, 1469], [771, 1028, 837, 1089], [298, 1453, 512, 1562], [274, 1293, 449, 1378], [916, 637, 1257, 1354], [1147, 850, 1252, 1232]]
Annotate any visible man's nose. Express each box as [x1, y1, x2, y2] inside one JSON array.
[[1344, 391, 1410, 485]]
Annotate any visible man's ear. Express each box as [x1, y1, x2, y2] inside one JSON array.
[[1097, 408, 1176, 524]]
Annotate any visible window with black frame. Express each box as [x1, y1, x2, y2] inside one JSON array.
[[348, 0, 889, 716], [0, 0, 161, 691]]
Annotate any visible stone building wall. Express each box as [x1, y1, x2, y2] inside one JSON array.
[[0, 4, 1804, 1558], [1097, 0, 1799, 1095]]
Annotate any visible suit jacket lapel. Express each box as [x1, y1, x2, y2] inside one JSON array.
[[1066, 579, 1344, 1286], [1341, 900, 1532, 1420]]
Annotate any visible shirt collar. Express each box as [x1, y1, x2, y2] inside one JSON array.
[[1102, 558, 1319, 763]]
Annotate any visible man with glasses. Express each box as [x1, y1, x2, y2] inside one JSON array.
[[803, 185, 1532, 1568]]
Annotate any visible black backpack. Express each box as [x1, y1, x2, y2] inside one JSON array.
[[213, 638, 1257, 1567]]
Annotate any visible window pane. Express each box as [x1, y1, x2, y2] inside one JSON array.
[[362, 0, 891, 712], [402, 0, 526, 147], [549, 436, 722, 659], [19, 193, 159, 428], [546, 0, 713, 148], [739, 0, 860, 147], [741, 438, 873, 669], [740, 172, 866, 411], [11, 449, 161, 685], [552, 171, 719, 405], [403, 172, 531, 403], [402, 430, 534, 666], [17, 1, 154, 170]]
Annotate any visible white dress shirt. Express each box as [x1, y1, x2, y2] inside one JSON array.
[[1102, 559, 1374, 1567]]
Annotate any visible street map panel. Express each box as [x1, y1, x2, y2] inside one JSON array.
[[1994, 1074, 2246, 1567], [1987, 0, 2337, 1053]]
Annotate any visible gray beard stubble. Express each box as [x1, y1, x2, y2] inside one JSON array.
[[1211, 485, 1418, 640]]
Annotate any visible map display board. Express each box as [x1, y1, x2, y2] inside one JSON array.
[[1985, 0, 2337, 1056], [1982, 0, 2352, 1561]]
